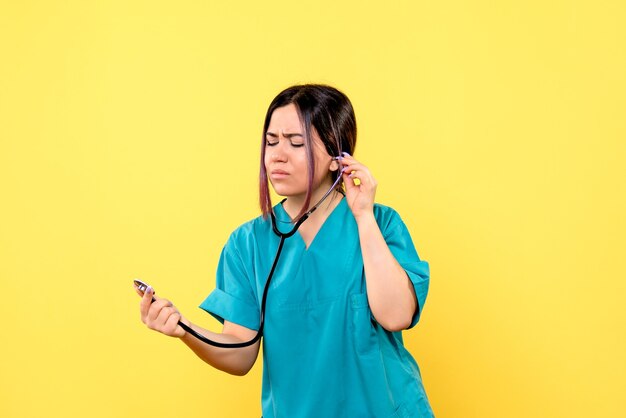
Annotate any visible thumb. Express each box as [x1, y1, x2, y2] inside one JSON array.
[[343, 169, 358, 193]]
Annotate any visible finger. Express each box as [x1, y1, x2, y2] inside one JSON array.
[[164, 312, 183, 336], [139, 286, 155, 322], [340, 161, 368, 174], [342, 169, 359, 191], [344, 162, 376, 185], [339, 162, 372, 181], [339, 154, 368, 171], [346, 169, 368, 185], [338, 155, 358, 167], [337, 154, 359, 169], [155, 305, 175, 328], [146, 297, 172, 324], [156, 306, 183, 335]]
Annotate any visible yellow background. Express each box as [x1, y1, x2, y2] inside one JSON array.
[[1, 1, 624, 417]]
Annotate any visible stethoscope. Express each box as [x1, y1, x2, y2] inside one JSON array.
[[165, 161, 346, 348]]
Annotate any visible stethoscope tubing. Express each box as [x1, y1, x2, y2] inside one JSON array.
[[176, 234, 286, 348], [176, 166, 346, 348]]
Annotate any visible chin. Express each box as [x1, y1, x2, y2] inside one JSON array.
[[270, 184, 303, 198], [274, 190, 304, 200]]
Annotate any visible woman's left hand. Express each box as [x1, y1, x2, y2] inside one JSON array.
[[339, 153, 377, 220]]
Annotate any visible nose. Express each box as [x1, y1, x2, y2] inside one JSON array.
[[270, 140, 288, 162], [271, 152, 283, 160], [271, 151, 287, 162]]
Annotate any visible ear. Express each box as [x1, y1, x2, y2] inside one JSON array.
[[329, 158, 340, 172]]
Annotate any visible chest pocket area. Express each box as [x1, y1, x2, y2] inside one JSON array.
[[350, 292, 378, 356]]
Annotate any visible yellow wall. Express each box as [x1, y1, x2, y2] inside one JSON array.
[[1, 1, 624, 417]]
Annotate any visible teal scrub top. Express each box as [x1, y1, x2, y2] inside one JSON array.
[[200, 198, 433, 418]]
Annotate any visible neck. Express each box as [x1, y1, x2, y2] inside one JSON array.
[[283, 181, 341, 221]]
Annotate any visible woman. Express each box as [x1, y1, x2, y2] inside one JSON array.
[[136, 84, 434, 417]]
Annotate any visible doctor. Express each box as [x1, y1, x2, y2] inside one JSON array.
[[136, 84, 434, 417]]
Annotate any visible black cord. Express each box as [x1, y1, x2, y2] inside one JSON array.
[[176, 235, 286, 348], [177, 185, 337, 348]]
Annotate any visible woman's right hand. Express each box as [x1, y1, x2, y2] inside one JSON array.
[[136, 285, 187, 338]]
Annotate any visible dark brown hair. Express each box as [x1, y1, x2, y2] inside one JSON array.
[[259, 84, 357, 219]]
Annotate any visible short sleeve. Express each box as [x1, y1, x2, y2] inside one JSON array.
[[198, 234, 261, 331], [382, 215, 430, 329]]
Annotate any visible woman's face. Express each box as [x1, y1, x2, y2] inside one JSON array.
[[264, 104, 335, 200]]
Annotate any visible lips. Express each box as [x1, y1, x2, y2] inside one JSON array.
[[269, 169, 289, 179]]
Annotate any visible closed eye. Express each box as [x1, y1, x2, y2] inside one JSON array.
[[282, 134, 304, 148], [265, 140, 304, 148], [265, 131, 305, 148]]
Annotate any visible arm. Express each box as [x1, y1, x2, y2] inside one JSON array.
[[180, 320, 260, 376], [355, 213, 417, 331], [138, 286, 260, 376], [339, 153, 418, 332]]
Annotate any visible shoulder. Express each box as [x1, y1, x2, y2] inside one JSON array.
[[372, 202, 406, 232], [372, 203, 422, 256], [224, 211, 274, 252], [225, 209, 274, 253]]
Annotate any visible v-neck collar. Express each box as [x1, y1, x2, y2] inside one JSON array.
[[274, 196, 347, 251]]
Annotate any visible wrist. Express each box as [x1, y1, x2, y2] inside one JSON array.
[[177, 316, 191, 339], [354, 209, 376, 226]]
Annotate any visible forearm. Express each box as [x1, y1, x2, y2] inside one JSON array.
[[356, 212, 417, 331], [179, 322, 260, 376]]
